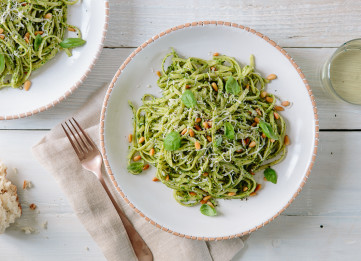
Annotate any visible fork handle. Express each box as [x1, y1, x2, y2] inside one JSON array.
[[98, 176, 153, 261]]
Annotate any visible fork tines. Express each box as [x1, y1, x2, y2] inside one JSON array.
[[61, 118, 96, 160]]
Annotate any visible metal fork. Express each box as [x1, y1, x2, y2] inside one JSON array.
[[62, 118, 153, 261]]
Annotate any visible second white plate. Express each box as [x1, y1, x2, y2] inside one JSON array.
[[100, 21, 318, 240]]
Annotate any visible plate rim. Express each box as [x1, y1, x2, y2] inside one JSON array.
[[0, 0, 110, 121], [99, 21, 319, 241]]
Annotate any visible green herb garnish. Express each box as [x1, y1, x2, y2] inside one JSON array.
[[259, 121, 278, 140], [59, 38, 86, 48], [200, 204, 217, 216], [127, 163, 144, 175], [264, 168, 277, 184], [164, 131, 181, 151], [225, 76, 240, 95], [181, 90, 197, 108], [224, 122, 235, 140]]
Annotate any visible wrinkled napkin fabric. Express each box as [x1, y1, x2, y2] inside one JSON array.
[[32, 84, 246, 261]]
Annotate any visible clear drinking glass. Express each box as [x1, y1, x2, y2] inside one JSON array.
[[321, 39, 361, 105]]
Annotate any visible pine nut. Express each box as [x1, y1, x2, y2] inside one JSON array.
[[203, 172, 209, 176], [249, 141, 256, 148], [185, 84, 191, 89], [250, 171, 255, 175], [228, 192, 236, 196], [189, 129, 195, 137], [203, 195, 211, 201], [243, 187, 248, 192], [210, 66, 216, 71], [200, 199, 207, 204], [245, 84, 250, 89], [24, 32, 30, 43], [206, 201, 214, 208], [189, 192, 197, 196], [152, 177, 159, 182], [44, 13, 52, 19], [284, 135, 290, 145], [156, 71, 161, 77], [274, 112, 280, 119], [274, 106, 284, 111], [244, 138, 250, 145], [138, 136, 145, 143], [255, 184, 262, 192], [68, 27, 76, 32], [267, 74, 277, 80], [263, 177, 267, 181], [213, 52, 219, 56], [133, 155, 141, 161], [195, 118, 201, 123], [260, 91, 267, 98], [250, 192, 257, 196], [128, 134, 132, 143], [150, 148, 155, 156], [251, 122, 257, 127], [195, 141, 201, 150], [236, 149, 243, 153], [254, 117, 260, 123], [281, 101, 290, 107], [24, 80, 31, 91], [0, 34, 4, 39], [256, 108, 262, 116], [165, 175, 169, 181], [143, 164, 150, 170], [266, 97, 273, 103], [195, 125, 201, 131], [29, 203, 37, 210], [35, 31, 44, 35], [181, 128, 187, 135], [202, 122, 209, 129], [261, 133, 266, 139], [211, 82, 218, 92], [270, 139, 275, 143], [207, 121, 212, 127], [0, 28, 3, 34], [206, 136, 212, 142]]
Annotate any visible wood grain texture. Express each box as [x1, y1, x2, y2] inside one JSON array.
[[0, 48, 358, 130], [106, 0, 361, 48]]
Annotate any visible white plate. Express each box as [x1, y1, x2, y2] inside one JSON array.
[[0, 0, 108, 120], [100, 21, 319, 240]]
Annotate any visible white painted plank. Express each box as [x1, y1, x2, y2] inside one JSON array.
[[0, 48, 359, 130], [106, 0, 361, 48], [233, 215, 361, 261], [0, 131, 105, 261], [0, 130, 360, 260]]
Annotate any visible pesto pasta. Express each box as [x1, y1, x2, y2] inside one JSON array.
[[0, 0, 85, 90], [128, 50, 287, 212]]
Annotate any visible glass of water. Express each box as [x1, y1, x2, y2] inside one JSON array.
[[321, 39, 361, 105]]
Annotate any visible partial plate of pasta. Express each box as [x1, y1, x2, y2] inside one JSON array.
[[0, 0, 108, 120], [100, 21, 318, 240]]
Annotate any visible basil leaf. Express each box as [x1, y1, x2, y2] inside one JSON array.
[[225, 76, 240, 95], [259, 121, 278, 140], [59, 38, 86, 48], [127, 162, 143, 175], [215, 136, 223, 147], [34, 34, 42, 51], [224, 122, 235, 140], [181, 90, 197, 108], [264, 168, 277, 184], [200, 204, 217, 216], [164, 131, 181, 151], [0, 54, 5, 75]]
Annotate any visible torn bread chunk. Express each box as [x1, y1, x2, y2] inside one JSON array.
[[0, 161, 22, 234]]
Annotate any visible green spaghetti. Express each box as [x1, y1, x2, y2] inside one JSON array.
[[128, 50, 288, 214], [0, 0, 85, 90]]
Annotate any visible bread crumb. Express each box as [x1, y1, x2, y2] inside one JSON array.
[[42, 221, 48, 230], [29, 203, 37, 210], [23, 180, 32, 190], [21, 226, 35, 234]]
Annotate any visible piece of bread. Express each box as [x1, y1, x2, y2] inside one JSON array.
[[0, 161, 22, 234]]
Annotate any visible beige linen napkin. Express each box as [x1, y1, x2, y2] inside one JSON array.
[[32, 85, 246, 261]]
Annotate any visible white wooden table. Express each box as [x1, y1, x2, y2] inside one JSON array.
[[1, 1, 361, 260]]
